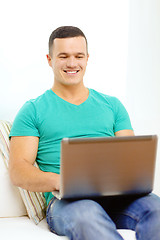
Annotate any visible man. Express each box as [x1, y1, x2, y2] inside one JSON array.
[[9, 26, 160, 240]]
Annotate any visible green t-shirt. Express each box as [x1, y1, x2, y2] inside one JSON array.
[[9, 88, 133, 205]]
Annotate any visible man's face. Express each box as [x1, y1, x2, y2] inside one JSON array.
[[47, 37, 89, 86]]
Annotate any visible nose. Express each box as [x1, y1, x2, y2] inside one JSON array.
[[66, 56, 77, 68]]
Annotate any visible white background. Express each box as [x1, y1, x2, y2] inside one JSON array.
[[0, 0, 129, 120]]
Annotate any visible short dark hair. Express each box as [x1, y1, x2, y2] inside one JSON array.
[[49, 26, 88, 56]]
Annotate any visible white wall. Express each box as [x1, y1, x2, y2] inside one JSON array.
[[126, 0, 160, 136], [0, 0, 129, 121], [126, 0, 160, 194]]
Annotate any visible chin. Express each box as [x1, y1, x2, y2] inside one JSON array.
[[62, 79, 82, 86]]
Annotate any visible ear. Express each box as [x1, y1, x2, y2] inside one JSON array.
[[86, 53, 89, 65], [87, 54, 89, 62], [46, 54, 52, 67]]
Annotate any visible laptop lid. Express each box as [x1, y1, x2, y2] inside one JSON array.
[[56, 135, 158, 199]]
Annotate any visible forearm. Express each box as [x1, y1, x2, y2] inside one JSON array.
[[9, 159, 59, 192]]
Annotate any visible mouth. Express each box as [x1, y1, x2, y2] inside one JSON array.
[[63, 70, 80, 75]]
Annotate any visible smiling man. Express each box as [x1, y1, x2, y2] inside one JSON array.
[[47, 32, 89, 104], [46, 35, 89, 104], [47, 36, 88, 86], [9, 26, 160, 240]]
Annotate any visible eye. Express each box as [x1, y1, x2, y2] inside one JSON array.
[[76, 55, 84, 59], [59, 56, 67, 59]]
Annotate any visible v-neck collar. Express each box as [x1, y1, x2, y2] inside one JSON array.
[[49, 88, 91, 107]]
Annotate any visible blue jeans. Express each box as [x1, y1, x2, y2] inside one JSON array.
[[46, 193, 160, 240]]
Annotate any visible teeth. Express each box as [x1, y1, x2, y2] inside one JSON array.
[[64, 70, 79, 74]]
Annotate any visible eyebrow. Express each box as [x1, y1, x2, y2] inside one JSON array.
[[57, 52, 86, 57]]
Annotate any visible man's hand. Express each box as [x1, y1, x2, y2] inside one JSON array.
[[115, 129, 134, 137]]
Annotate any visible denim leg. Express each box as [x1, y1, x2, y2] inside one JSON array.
[[46, 197, 124, 240], [111, 193, 160, 240]]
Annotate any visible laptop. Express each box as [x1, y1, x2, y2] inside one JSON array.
[[53, 135, 158, 200]]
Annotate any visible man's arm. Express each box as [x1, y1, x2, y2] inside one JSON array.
[[115, 129, 134, 137], [9, 136, 59, 192]]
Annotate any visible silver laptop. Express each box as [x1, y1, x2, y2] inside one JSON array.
[[53, 135, 158, 200]]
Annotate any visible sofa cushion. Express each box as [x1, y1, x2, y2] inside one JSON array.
[[0, 150, 27, 217], [0, 217, 69, 240], [0, 120, 46, 224], [0, 216, 136, 240]]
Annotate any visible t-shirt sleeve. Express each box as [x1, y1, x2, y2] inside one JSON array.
[[112, 97, 133, 133], [9, 101, 40, 138]]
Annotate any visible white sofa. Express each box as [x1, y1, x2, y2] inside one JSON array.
[[1, 120, 159, 240]]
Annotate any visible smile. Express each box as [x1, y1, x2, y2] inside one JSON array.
[[64, 70, 80, 74]]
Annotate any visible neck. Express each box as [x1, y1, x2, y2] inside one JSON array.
[[52, 82, 87, 99], [51, 82, 89, 105]]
